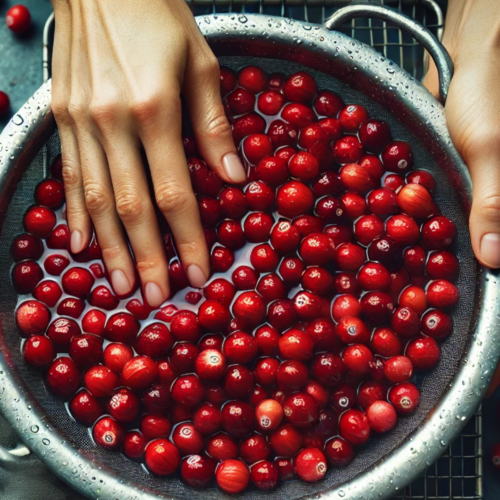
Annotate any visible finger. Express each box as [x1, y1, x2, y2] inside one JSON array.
[[422, 55, 440, 100], [137, 95, 210, 289], [58, 126, 93, 253], [183, 47, 246, 184], [75, 127, 137, 296], [102, 133, 170, 307]]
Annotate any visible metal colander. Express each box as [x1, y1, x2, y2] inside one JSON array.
[[0, 6, 499, 500]]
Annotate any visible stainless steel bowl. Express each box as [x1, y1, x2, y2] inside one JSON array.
[[0, 6, 499, 500]]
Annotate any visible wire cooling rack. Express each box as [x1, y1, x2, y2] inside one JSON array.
[[41, 1, 483, 499]]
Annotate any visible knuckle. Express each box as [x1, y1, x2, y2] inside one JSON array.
[[155, 186, 193, 215], [477, 194, 500, 223], [88, 100, 120, 128], [67, 101, 88, 123], [203, 112, 232, 141], [61, 163, 80, 188], [129, 92, 179, 123], [51, 99, 70, 123], [84, 183, 111, 215], [136, 258, 164, 274], [101, 244, 123, 261], [115, 190, 146, 222]]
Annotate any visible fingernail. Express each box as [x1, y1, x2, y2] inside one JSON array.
[[187, 264, 208, 289], [480, 233, 500, 268], [111, 269, 131, 296], [223, 153, 246, 183], [70, 230, 83, 253], [145, 282, 165, 308]]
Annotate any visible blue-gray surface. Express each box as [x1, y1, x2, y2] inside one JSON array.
[[1, 1, 500, 500]]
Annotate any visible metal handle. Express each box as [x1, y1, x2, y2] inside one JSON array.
[[325, 4, 453, 104], [0, 444, 33, 471]]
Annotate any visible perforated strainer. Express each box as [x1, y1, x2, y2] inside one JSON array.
[[0, 5, 499, 500]]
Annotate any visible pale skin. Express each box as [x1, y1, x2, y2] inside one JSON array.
[[51, 0, 500, 385]]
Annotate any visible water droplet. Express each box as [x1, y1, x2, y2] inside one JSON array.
[[238, 15, 248, 24], [338, 491, 345, 497], [387, 68, 395, 74], [12, 114, 24, 126], [30, 425, 39, 433], [42, 438, 50, 445]]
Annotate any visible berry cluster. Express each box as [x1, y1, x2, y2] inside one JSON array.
[[13, 66, 459, 493]]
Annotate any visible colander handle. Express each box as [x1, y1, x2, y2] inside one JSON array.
[[325, 4, 453, 104], [0, 443, 33, 471]]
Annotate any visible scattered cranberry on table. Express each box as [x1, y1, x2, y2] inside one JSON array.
[[5, 4, 31, 34], [0, 91, 10, 116], [12, 66, 460, 492]]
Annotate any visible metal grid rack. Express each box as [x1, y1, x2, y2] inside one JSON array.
[[41, 1, 483, 499]]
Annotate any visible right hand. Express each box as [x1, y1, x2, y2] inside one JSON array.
[[50, 0, 246, 307]]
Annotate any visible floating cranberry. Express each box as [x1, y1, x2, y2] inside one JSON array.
[[367, 401, 398, 433], [145, 439, 180, 476], [388, 382, 420, 414], [216, 459, 250, 494], [12, 260, 43, 293], [69, 390, 104, 426], [93, 417, 125, 451], [141, 414, 173, 440], [232, 291, 266, 327], [382, 140, 413, 173], [123, 431, 147, 460], [104, 313, 140, 345], [172, 423, 205, 456], [5, 5, 31, 34], [181, 454, 216, 488], [24, 335, 55, 368], [421, 309, 453, 340], [427, 279, 459, 308], [195, 349, 227, 381], [333, 136, 363, 164], [277, 181, 314, 218], [11, 233, 43, 261], [283, 392, 318, 428], [406, 336, 441, 370], [16, 300, 51, 337], [342, 344, 373, 377], [426, 250, 459, 282], [46, 357, 80, 398], [339, 409, 370, 445], [359, 119, 392, 153], [294, 447, 327, 483]]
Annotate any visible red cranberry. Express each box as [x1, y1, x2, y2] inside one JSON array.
[[275, 359, 308, 392], [205, 279, 236, 307], [335, 242, 365, 271], [198, 300, 231, 331], [12, 260, 43, 293], [277, 181, 314, 219], [244, 212, 274, 243], [69, 334, 103, 369], [334, 271, 361, 296], [299, 233, 335, 265], [223, 365, 254, 399], [370, 327, 402, 357], [422, 215, 456, 249], [278, 257, 304, 287], [367, 187, 398, 216], [46, 357, 80, 398], [330, 383, 357, 413], [240, 433, 270, 464], [332, 294, 360, 322], [5, 4, 31, 33], [170, 342, 199, 373], [107, 387, 140, 423], [342, 344, 373, 377], [336, 316, 370, 344], [256, 273, 287, 303], [269, 424, 303, 457], [11, 233, 43, 261], [141, 414, 173, 440], [359, 119, 391, 153], [360, 291, 395, 325], [333, 136, 363, 164], [103, 343, 133, 373], [427, 279, 459, 308], [270, 221, 300, 254], [93, 417, 125, 451], [284, 72, 317, 103], [406, 336, 441, 370], [325, 437, 355, 467], [121, 356, 158, 390], [199, 196, 222, 227], [403, 246, 426, 276], [250, 460, 279, 490], [283, 392, 318, 428], [195, 349, 227, 381], [294, 447, 327, 483], [232, 291, 266, 327], [170, 310, 201, 342], [217, 219, 245, 250], [232, 113, 266, 144], [216, 459, 250, 494], [390, 306, 420, 337], [46, 317, 80, 349], [172, 423, 205, 456], [407, 169, 436, 191], [367, 236, 402, 271], [339, 409, 370, 445], [397, 183, 435, 219], [268, 120, 298, 148], [181, 454, 216, 488], [145, 439, 180, 476], [104, 313, 140, 345], [123, 431, 147, 460], [314, 90, 343, 116], [243, 134, 273, 165], [367, 401, 398, 433], [223, 331, 258, 364], [254, 357, 279, 387], [341, 191, 367, 219], [358, 262, 391, 292], [258, 90, 285, 115], [211, 246, 234, 272], [69, 390, 104, 426], [340, 163, 376, 193], [357, 380, 386, 410], [82, 310, 106, 337], [24, 335, 55, 368], [43, 254, 70, 276], [312, 171, 342, 198], [206, 432, 239, 461], [142, 383, 170, 414], [219, 186, 248, 219], [384, 355, 413, 383], [354, 215, 385, 247], [24, 206, 56, 238], [255, 399, 284, 432], [245, 181, 275, 212], [239, 66, 268, 93], [278, 328, 314, 362], [426, 250, 459, 282], [170, 374, 204, 407], [135, 323, 173, 358], [311, 352, 345, 387], [382, 141, 413, 172], [388, 382, 420, 414], [16, 300, 51, 337], [228, 87, 255, 115], [220, 67, 237, 96], [399, 285, 427, 315], [35, 179, 64, 208], [339, 104, 369, 133], [421, 309, 452, 340], [84, 365, 119, 398]]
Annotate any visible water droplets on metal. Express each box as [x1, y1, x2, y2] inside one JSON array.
[[30, 425, 39, 433]]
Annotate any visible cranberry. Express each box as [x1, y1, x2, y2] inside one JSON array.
[[294, 215, 324, 237], [254, 399, 283, 432], [50, 155, 63, 180], [359, 119, 391, 153], [198, 299, 231, 332], [211, 246, 235, 272], [324, 437, 354, 467], [169, 310, 201, 342], [243, 134, 273, 165], [388, 382, 420, 414], [220, 67, 237, 96], [126, 299, 151, 320], [106, 387, 140, 423], [228, 87, 255, 115], [244, 212, 274, 243], [223, 331, 258, 364], [35, 179, 64, 208], [102, 343, 132, 373], [339, 409, 370, 445], [46, 357, 80, 398], [232, 291, 266, 327], [427, 279, 459, 308], [336, 316, 369, 344], [422, 215, 456, 249], [195, 349, 226, 381], [258, 90, 285, 115], [181, 454, 216, 488], [294, 447, 327, 483], [367, 236, 401, 271], [104, 313, 140, 344], [277, 181, 314, 219], [268, 120, 298, 148], [193, 404, 221, 435], [223, 364, 254, 398], [217, 219, 245, 250], [357, 380, 386, 410], [216, 459, 250, 494], [278, 257, 304, 287], [253, 325, 279, 356], [367, 401, 398, 433], [421, 309, 453, 340], [245, 181, 275, 212], [219, 186, 248, 219], [382, 140, 413, 173], [311, 352, 344, 387], [340, 163, 376, 193], [239, 434, 270, 465], [69, 334, 103, 369], [426, 250, 459, 282], [140, 415, 172, 441], [43, 254, 69, 276], [69, 390, 104, 426], [333, 136, 363, 164], [250, 460, 278, 490], [23, 335, 55, 368], [283, 392, 318, 428], [135, 323, 173, 358], [330, 383, 357, 413], [145, 438, 180, 476], [93, 417, 125, 451], [332, 294, 360, 322], [406, 336, 441, 370], [342, 344, 373, 377], [239, 66, 268, 93], [0, 90, 10, 115], [170, 342, 199, 373], [314, 90, 343, 116], [142, 383, 170, 414], [407, 169, 436, 191], [11, 233, 43, 261], [397, 183, 435, 219], [121, 356, 158, 390], [277, 328, 314, 362], [232, 113, 266, 144], [5, 5, 31, 34], [123, 431, 147, 460], [386, 214, 420, 246], [383, 355, 413, 383], [16, 300, 51, 337], [339, 104, 369, 133], [390, 306, 420, 338], [199, 197, 221, 227], [299, 123, 328, 149], [357, 262, 391, 292], [12, 260, 43, 293], [367, 187, 398, 216], [171, 423, 205, 456], [335, 242, 365, 271], [360, 291, 394, 325], [370, 327, 402, 357], [341, 191, 367, 219], [206, 432, 238, 461], [256, 273, 287, 302], [24, 206, 56, 238]]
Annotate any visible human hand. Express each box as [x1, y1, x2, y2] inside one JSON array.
[[50, 0, 246, 307], [423, 0, 500, 395]]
